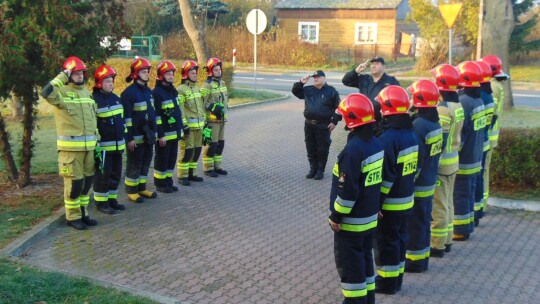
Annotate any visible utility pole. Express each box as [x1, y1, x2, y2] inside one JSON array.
[[477, 0, 484, 60]]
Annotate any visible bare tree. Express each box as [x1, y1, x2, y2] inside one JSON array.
[[178, 0, 210, 63], [482, 0, 514, 110]]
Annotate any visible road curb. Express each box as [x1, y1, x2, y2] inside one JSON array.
[[487, 197, 540, 212], [229, 89, 290, 109]]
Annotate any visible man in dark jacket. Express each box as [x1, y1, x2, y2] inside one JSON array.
[[292, 70, 341, 180], [342, 57, 400, 123]]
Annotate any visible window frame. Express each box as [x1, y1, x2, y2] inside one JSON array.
[[354, 22, 378, 45], [298, 21, 320, 44]]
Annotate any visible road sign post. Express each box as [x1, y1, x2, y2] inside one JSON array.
[[438, 2, 463, 65], [246, 9, 267, 92]]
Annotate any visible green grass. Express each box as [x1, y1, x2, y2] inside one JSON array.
[[0, 258, 158, 304], [229, 88, 284, 105], [499, 108, 540, 129], [509, 64, 540, 83], [490, 188, 540, 201]]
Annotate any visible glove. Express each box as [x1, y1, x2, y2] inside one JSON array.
[[183, 125, 190, 137], [202, 126, 212, 146], [141, 124, 157, 145], [209, 102, 224, 119]]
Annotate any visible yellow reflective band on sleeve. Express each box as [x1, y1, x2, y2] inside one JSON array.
[[361, 158, 383, 173], [439, 154, 459, 165], [397, 151, 418, 164], [457, 167, 481, 175], [340, 214, 378, 233], [382, 195, 414, 211], [333, 163, 339, 177], [334, 196, 355, 214], [381, 186, 390, 195]]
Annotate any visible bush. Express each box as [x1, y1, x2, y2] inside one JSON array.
[[490, 128, 540, 190]]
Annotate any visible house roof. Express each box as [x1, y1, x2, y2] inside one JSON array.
[[275, 0, 403, 10]]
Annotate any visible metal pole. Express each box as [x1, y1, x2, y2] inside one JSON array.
[[449, 28, 453, 65], [254, 10, 258, 92], [477, 0, 484, 60]]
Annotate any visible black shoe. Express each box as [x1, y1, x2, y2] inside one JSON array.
[[67, 219, 87, 230], [109, 199, 126, 210], [306, 169, 316, 179], [205, 170, 219, 177], [430, 248, 445, 258], [374, 285, 397, 295], [445, 244, 452, 253], [170, 185, 179, 192], [188, 175, 204, 182], [157, 187, 173, 193], [82, 216, 98, 226], [215, 169, 228, 175], [179, 178, 191, 186], [405, 262, 424, 273], [96, 202, 117, 215], [474, 218, 480, 227], [314, 170, 324, 180]]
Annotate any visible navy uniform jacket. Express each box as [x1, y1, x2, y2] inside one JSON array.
[[378, 124, 419, 214], [413, 115, 443, 199], [291, 82, 341, 124], [458, 90, 486, 175], [329, 131, 384, 236], [152, 82, 183, 141], [121, 82, 157, 144], [93, 89, 126, 153], [479, 86, 495, 153]]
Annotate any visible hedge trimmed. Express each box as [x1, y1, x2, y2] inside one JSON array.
[[490, 128, 540, 189]]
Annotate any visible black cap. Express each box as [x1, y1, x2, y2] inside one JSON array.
[[370, 56, 385, 65], [311, 70, 326, 77]]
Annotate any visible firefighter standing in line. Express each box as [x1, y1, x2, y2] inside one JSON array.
[[177, 60, 206, 186], [122, 57, 158, 203], [201, 57, 229, 177], [153, 60, 183, 193], [373, 86, 419, 294], [473, 61, 495, 226], [92, 65, 127, 214], [453, 61, 486, 241], [329, 93, 384, 304], [292, 70, 341, 180], [430, 64, 464, 257], [405, 80, 443, 273], [480, 55, 509, 216], [41, 56, 98, 230]]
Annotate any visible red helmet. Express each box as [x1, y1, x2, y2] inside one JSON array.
[[475, 61, 492, 83], [181, 60, 199, 80], [376, 85, 411, 116], [129, 57, 151, 80], [457, 61, 482, 88], [481, 54, 506, 77], [157, 60, 176, 80], [337, 93, 376, 128], [206, 57, 222, 77], [93, 65, 117, 89], [431, 64, 459, 91], [408, 80, 440, 108], [63, 56, 86, 73]]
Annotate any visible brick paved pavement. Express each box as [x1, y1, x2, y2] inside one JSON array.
[[22, 98, 540, 303]]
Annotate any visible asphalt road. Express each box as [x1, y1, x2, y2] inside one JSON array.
[[233, 71, 540, 108]]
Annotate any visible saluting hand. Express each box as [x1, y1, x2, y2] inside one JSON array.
[[300, 74, 310, 84], [355, 59, 371, 74]]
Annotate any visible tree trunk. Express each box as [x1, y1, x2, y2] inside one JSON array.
[[0, 111, 19, 182], [178, 0, 210, 64], [16, 86, 38, 187], [482, 0, 514, 110], [11, 91, 23, 120]]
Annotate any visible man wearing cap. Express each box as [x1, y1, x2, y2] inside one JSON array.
[[292, 70, 342, 180], [342, 56, 400, 123]]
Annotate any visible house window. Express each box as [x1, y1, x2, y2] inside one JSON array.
[[298, 22, 319, 44], [355, 23, 378, 44]]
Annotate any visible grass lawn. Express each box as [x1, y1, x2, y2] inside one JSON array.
[[509, 64, 540, 83], [0, 258, 158, 304], [229, 87, 284, 105], [499, 107, 540, 129]]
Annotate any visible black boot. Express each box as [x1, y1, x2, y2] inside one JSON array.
[[96, 201, 117, 215], [306, 167, 316, 179], [430, 247, 445, 258], [188, 168, 204, 182], [215, 168, 228, 175], [445, 244, 452, 253], [109, 199, 126, 210], [179, 178, 191, 186], [314, 169, 324, 180], [205, 170, 219, 177], [157, 186, 173, 193], [67, 219, 87, 230], [81, 206, 98, 226]]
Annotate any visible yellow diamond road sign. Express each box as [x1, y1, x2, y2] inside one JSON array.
[[438, 2, 463, 29]]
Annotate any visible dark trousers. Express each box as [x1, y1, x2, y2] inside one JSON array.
[[125, 143, 153, 194], [93, 152, 122, 203], [334, 232, 375, 304], [304, 121, 331, 171], [406, 197, 433, 271], [375, 212, 409, 292], [474, 150, 489, 224], [154, 140, 178, 188], [453, 174, 477, 235]]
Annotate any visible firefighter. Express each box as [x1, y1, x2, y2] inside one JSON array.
[[473, 61, 496, 226], [153, 60, 183, 193], [177, 60, 206, 186], [453, 61, 486, 241], [373, 86, 419, 294], [41, 56, 98, 230], [329, 93, 383, 304], [292, 70, 341, 180], [480, 55, 509, 216], [122, 57, 158, 203], [430, 64, 464, 257], [201, 57, 229, 177], [405, 80, 443, 273], [92, 65, 126, 214]]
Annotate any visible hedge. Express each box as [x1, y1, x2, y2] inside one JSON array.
[[490, 128, 540, 190]]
